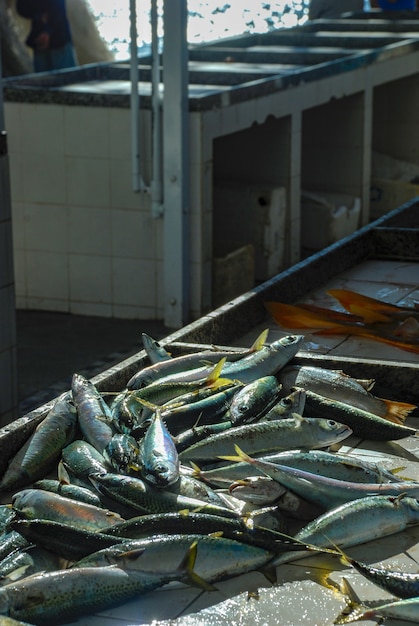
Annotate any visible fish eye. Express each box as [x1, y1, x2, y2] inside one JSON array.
[[238, 403, 249, 413], [154, 463, 168, 474], [282, 398, 292, 406], [327, 420, 337, 428]]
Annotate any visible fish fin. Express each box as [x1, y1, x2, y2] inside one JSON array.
[[114, 548, 146, 562], [327, 289, 398, 323], [178, 541, 217, 592], [218, 444, 254, 465], [378, 397, 417, 424], [250, 328, 269, 351], [189, 461, 202, 477], [333, 577, 371, 625], [3, 564, 32, 581], [57, 460, 71, 485], [389, 466, 412, 481], [205, 358, 227, 386]]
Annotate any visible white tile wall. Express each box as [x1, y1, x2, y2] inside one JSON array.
[[4, 83, 170, 364]]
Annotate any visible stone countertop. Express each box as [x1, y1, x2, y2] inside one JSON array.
[[4, 16, 419, 112]]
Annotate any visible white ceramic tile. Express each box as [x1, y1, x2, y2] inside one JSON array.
[[24, 203, 68, 253], [21, 153, 66, 205], [8, 151, 24, 203], [25, 250, 69, 300], [19, 103, 65, 157], [12, 244, 26, 301], [4, 102, 22, 153], [110, 158, 151, 210], [70, 301, 112, 317], [69, 254, 112, 304], [111, 209, 155, 260], [66, 157, 111, 209], [64, 106, 110, 158], [108, 108, 131, 160], [68, 206, 112, 255], [111, 258, 157, 307], [25, 296, 69, 313], [112, 303, 158, 320]]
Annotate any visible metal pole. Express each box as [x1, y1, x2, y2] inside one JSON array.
[[130, 0, 147, 192], [150, 0, 163, 218], [162, 0, 190, 328]]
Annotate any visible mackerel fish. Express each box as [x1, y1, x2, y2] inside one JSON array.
[[128, 329, 268, 389], [0, 544, 203, 625], [142, 334, 304, 386], [227, 446, 419, 509], [74, 532, 275, 584], [272, 494, 419, 566], [178, 413, 352, 462], [0, 393, 77, 492], [279, 365, 417, 423]]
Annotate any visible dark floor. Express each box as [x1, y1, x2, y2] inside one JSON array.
[[16, 310, 168, 416]]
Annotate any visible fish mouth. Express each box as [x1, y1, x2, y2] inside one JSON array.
[[144, 468, 179, 488]]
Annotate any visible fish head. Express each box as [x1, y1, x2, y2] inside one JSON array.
[[143, 458, 180, 488], [314, 418, 353, 447]]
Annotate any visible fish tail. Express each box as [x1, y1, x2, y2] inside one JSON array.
[[379, 398, 417, 424], [178, 541, 216, 592], [333, 578, 370, 624], [327, 289, 395, 323]]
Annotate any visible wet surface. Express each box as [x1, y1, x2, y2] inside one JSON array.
[[16, 310, 167, 415]]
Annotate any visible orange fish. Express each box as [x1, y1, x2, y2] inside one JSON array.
[[327, 289, 419, 324], [265, 294, 419, 355]]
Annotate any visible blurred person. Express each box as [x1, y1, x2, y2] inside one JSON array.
[[309, 0, 364, 19], [370, 0, 417, 8], [16, 0, 77, 72]]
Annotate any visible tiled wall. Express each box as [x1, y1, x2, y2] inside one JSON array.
[[5, 102, 165, 320]]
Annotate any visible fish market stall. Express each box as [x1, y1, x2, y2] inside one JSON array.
[[0, 199, 419, 625]]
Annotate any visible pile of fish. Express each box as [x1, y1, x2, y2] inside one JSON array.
[[0, 330, 418, 625]]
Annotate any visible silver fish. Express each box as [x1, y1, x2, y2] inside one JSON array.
[[142, 332, 172, 363], [128, 329, 268, 389], [89, 471, 238, 518], [71, 373, 115, 453], [192, 448, 399, 488], [140, 409, 180, 487], [278, 365, 417, 424], [226, 375, 283, 425], [12, 488, 124, 532], [272, 494, 419, 566], [335, 579, 419, 624], [0, 544, 202, 625], [0, 393, 77, 492], [143, 334, 304, 387], [229, 446, 419, 510], [263, 387, 306, 421], [74, 532, 274, 584], [178, 413, 352, 462], [103, 433, 141, 475]]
